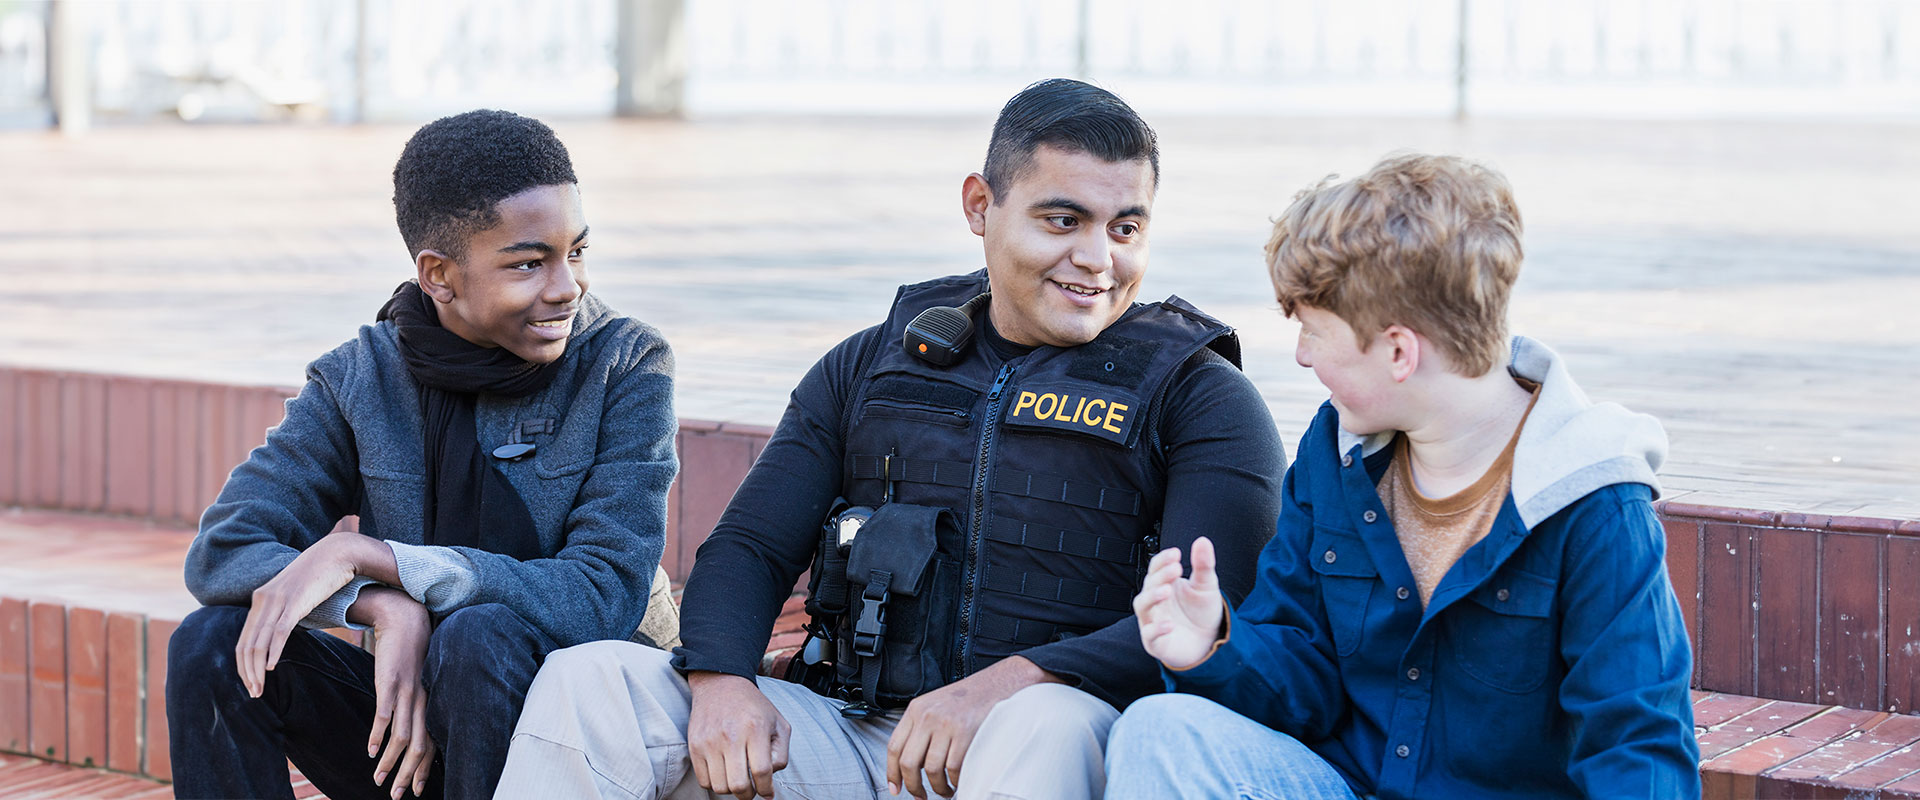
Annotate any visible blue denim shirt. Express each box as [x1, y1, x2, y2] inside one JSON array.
[[1169, 340, 1699, 800]]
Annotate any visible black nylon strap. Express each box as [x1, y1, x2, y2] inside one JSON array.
[[849, 454, 973, 488], [815, 539, 849, 615], [990, 470, 1141, 516], [860, 649, 883, 708], [986, 516, 1139, 565], [974, 616, 1062, 647], [981, 569, 1133, 613]]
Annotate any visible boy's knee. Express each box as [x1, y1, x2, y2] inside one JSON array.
[[168, 606, 249, 678], [1109, 693, 1211, 754], [425, 604, 536, 681], [166, 606, 251, 706]]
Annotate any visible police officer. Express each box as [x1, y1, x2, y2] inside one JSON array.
[[496, 78, 1285, 800]]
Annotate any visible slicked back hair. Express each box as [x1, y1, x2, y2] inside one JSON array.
[[982, 79, 1159, 202], [1266, 153, 1524, 377], [393, 109, 578, 262]]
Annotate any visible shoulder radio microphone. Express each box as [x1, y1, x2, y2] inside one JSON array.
[[902, 291, 990, 366]]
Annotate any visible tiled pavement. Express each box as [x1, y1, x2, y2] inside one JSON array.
[[3, 115, 1915, 519], [0, 752, 170, 799], [0, 752, 324, 799]]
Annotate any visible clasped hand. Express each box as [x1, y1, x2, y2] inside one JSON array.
[[1134, 536, 1228, 671]]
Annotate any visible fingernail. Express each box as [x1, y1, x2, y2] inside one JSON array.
[[375, 771, 387, 785], [889, 783, 898, 795]]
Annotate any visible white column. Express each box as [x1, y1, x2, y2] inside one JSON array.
[[49, 0, 89, 135], [615, 0, 687, 118]]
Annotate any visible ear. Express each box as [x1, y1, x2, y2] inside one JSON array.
[[1382, 324, 1421, 382], [961, 173, 993, 237], [415, 249, 458, 303]]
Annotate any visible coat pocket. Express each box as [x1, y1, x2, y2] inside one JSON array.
[[1445, 567, 1559, 693], [1309, 526, 1378, 658]]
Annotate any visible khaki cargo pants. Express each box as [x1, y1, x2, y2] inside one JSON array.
[[495, 641, 1117, 800]]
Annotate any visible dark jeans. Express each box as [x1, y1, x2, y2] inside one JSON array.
[[166, 602, 559, 800]]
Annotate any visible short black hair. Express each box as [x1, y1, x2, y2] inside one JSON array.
[[392, 109, 578, 261], [982, 79, 1158, 202]]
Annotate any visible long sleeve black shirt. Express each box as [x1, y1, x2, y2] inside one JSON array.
[[673, 312, 1286, 707]]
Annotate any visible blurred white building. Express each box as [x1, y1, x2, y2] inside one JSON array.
[[0, 0, 1915, 125]]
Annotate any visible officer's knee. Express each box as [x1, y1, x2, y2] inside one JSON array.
[[541, 640, 672, 691], [522, 640, 674, 715], [985, 683, 1115, 738]]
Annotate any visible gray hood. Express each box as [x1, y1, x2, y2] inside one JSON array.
[[1337, 335, 1666, 529]]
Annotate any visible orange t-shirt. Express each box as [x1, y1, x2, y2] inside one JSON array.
[[1379, 387, 1540, 607]]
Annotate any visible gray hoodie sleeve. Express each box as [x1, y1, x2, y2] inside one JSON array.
[[383, 334, 677, 647], [182, 355, 372, 630]]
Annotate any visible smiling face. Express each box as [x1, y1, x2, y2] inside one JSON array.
[[964, 144, 1154, 348], [1293, 305, 1405, 436], [417, 183, 590, 364]]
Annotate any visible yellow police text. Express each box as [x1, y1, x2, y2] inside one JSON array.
[[1010, 390, 1129, 434]]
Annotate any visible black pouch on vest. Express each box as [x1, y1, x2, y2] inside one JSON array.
[[833, 502, 961, 707]]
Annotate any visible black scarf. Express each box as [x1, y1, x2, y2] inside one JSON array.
[[377, 281, 555, 560]]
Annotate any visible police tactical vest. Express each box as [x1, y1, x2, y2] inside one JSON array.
[[808, 271, 1239, 707]]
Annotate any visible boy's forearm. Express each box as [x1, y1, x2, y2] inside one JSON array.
[[345, 584, 421, 628], [337, 532, 402, 585]]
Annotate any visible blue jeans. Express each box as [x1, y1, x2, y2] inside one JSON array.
[[1105, 693, 1360, 800], [166, 602, 558, 800]]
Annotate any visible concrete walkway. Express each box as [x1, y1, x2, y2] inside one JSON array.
[[1, 116, 1915, 518]]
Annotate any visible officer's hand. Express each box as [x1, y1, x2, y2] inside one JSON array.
[[235, 534, 360, 698], [687, 672, 790, 799], [886, 655, 1055, 799], [1134, 536, 1227, 671], [362, 588, 435, 800]]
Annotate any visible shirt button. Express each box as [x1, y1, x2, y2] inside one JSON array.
[[1396, 745, 1411, 758], [1323, 549, 1337, 564], [1363, 510, 1378, 523], [1407, 667, 1420, 681], [1396, 586, 1411, 601], [1342, 454, 1354, 467], [1496, 588, 1511, 602]]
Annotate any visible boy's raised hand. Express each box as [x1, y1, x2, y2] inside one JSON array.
[[1133, 536, 1228, 671]]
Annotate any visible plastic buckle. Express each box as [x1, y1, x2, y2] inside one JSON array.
[[853, 590, 888, 657]]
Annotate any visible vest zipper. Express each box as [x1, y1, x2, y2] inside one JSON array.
[[957, 361, 1016, 677]]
